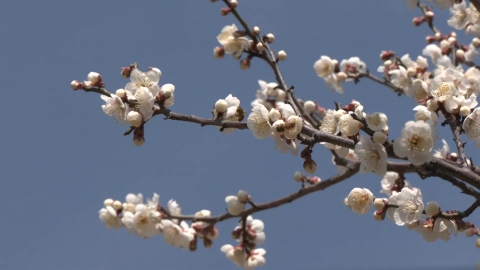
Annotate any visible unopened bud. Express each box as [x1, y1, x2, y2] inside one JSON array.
[[373, 131, 387, 144], [383, 60, 392, 69], [103, 198, 114, 207], [449, 31, 457, 38], [113, 200, 123, 210], [70, 80, 83, 90], [440, 39, 450, 50], [252, 26, 260, 36], [460, 106, 471, 117], [215, 99, 228, 113], [373, 198, 386, 211], [425, 11, 434, 22], [121, 67, 132, 78], [133, 136, 145, 146], [425, 201, 440, 216], [236, 190, 248, 202], [264, 33, 275, 43], [412, 17, 426, 27], [407, 67, 416, 77], [229, 0, 238, 8], [456, 49, 465, 62], [336, 71, 348, 82], [304, 101, 316, 114], [426, 99, 439, 111], [127, 111, 143, 127], [293, 171, 303, 182], [450, 152, 458, 160], [87, 72, 102, 84], [268, 108, 281, 122], [214, 46, 225, 59], [240, 58, 250, 70], [276, 90, 286, 101], [473, 37, 480, 48], [373, 211, 384, 221], [256, 42, 265, 52], [435, 32, 442, 40], [303, 159, 317, 174], [380, 50, 394, 62], [277, 50, 287, 61], [448, 36, 457, 46], [115, 89, 126, 98], [425, 36, 437, 44], [220, 7, 231, 16]]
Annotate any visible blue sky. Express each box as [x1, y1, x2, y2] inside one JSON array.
[[1, 1, 479, 269]]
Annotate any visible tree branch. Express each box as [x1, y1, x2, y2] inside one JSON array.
[[165, 162, 360, 222]]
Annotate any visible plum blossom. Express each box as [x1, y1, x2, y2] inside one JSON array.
[[273, 134, 299, 156], [393, 120, 434, 165], [121, 193, 162, 239], [415, 218, 457, 242], [251, 80, 285, 110], [334, 149, 358, 174], [221, 244, 246, 267], [344, 188, 374, 215], [217, 24, 250, 59], [391, 187, 424, 226], [365, 112, 388, 131], [338, 113, 361, 136], [247, 105, 272, 139], [413, 105, 439, 127], [324, 73, 345, 94], [234, 216, 266, 246], [380, 172, 412, 196], [340, 57, 367, 76], [448, 0, 471, 29], [313, 56, 337, 78], [157, 220, 194, 250], [433, 139, 450, 158], [101, 93, 126, 125], [354, 135, 387, 176], [99, 204, 122, 230], [214, 94, 243, 134], [463, 107, 480, 147], [225, 190, 248, 216], [389, 66, 413, 92], [126, 68, 161, 97], [423, 44, 442, 65], [244, 249, 266, 270]]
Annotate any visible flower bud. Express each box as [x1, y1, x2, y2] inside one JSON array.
[[127, 111, 143, 127], [214, 46, 225, 59], [252, 26, 260, 35], [148, 67, 162, 77], [236, 190, 248, 202], [276, 90, 286, 101], [103, 198, 114, 207], [425, 201, 440, 216], [70, 80, 83, 90], [215, 99, 228, 113], [425, 35, 437, 44], [373, 131, 387, 144], [425, 11, 434, 22], [412, 16, 425, 27], [220, 7, 231, 16], [460, 106, 471, 117], [113, 200, 123, 210], [240, 58, 250, 70], [380, 50, 394, 61], [256, 42, 264, 52], [304, 101, 316, 114], [277, 50, 287, 61], [407, 67, 416, 77], [440, 39, 450, 50], [435, 32, 442, 40], [268, 108, 281, 122], [456, 49, 465, 62], [448, 36, 456, 45], [373, 211, 384, 221], [373, 198, 386, 211], [116, 89, 126, 98], [293, 171, 303, 182], [336, 71, 347, 82], [450, 152, 458, 160], [229, 0, 238, 8], [473, 37, 480, 48], [264, 33, 275, 43], [121, 67, 132, 78], [303, 159, 317, 174], [87, 72, 102, 84], [384, 60, 392, 68], [426, 99, 439, 111]]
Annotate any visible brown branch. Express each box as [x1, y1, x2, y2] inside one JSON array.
[[164, 161, 360, 222], [417, 3, 440, 34], [441, 109, 468, 167], [432, 170, 480, 199]]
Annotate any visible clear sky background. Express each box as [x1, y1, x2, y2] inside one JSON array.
[[1, 1, 479, 270]]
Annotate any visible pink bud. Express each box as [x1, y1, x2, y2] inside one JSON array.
[[412, 17, 425, 27], [220, 7, 231, 16]]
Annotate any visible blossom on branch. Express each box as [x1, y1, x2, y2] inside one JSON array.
[[393, 120, 434, 165], [217, 24, 250, 59]]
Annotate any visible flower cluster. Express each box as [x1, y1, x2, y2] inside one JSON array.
[[221, 216, 266, 270], [313, 56, 367, 94], [99, 193, 217, 251]]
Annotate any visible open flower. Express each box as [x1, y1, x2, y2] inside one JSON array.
[[157, 220, 194, 250], [101, 94, 126, 125], [217, 24, 250, 59], [247, 105, 271, 139], [365, 112, 388, 131], [463, 107, 480, 147], [392, 187, 424, 226], [314, 56, 336, 78], [393, 120, 434, 165], [214, 94, 243, 134], [354, 136, 387, 176]]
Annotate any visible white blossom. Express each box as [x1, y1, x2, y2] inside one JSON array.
[[413, 105, 439, 127], [225, 195, 246, 216], [393, 120, 434, 165], [157, 220, 194, 250], [314, 56, 336, 78], [234, 216, 266, 246], [365, 112, 388, 131], [354, 135, 387, 176], [338, 113, 361, 136], [340, 57, 367, 76], [463, 107, 480, 147], [121, 193, 161, 239], [244, 248, 266, 270], [99, 205, 122, 229], [423, 44, 442, 65], [380, 172, 411, 196], [214, 94, 242, 134], [324, 73, 345, 94], [217, 24, 250, 58], [433, 139, 450, 158], [391, 187, 424, 226], [101, 94, 126, 125], [273, 133, 299, 156], [221, 244, 246, 267], [247, 105, 272, 139], [334, 149, 358, 174], [448, 0, 471, 29], [344, 188, 374, 215], [389, 66, 413, 91]]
